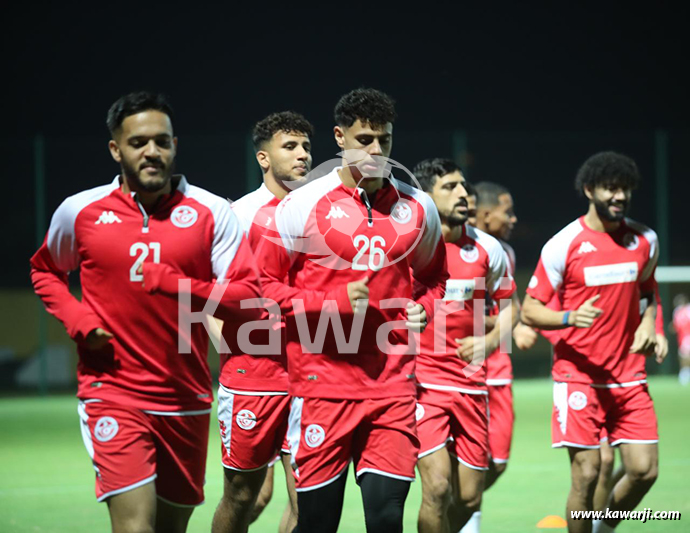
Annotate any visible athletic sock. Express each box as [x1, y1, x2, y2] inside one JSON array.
[[459, 511, 481, 533], [592, 518, 615, 532]]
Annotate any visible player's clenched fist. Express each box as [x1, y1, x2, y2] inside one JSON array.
[[570, 294, 603, 327], [630, 322, 657, 356], [406, 302, 427, 332], [85, 328, 114, 350], [347, 276, 370, 313]]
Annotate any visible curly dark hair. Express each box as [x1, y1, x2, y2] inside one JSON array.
[[106, 92, 174, 136], [574, 151, 641, 195], [334, 88, 396, 128], [252, 111, 314, 150], [413, 158, 463, 192]]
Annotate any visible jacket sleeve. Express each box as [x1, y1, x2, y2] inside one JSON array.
[[254, 195, 351, 316], [142, 202, 263, 322], [29, 198, 104, 343]]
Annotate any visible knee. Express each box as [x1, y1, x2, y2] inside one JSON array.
[[626, 460, 658, 487], [572, 457, 601, 492], [367, 502, 404, 532], [422, 473, 452, 509], [112, 517, 154, 533]]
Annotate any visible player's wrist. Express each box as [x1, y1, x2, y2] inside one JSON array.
[[562, 310, 573, 327]]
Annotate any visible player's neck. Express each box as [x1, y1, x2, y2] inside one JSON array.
[[264, 172, 290, 200], [338, 166, 383, 195], [121, 176, 172, 210], [584, 204, 621, 233], [443, 222, 464, 243]]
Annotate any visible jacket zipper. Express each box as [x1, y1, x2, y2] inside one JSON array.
[[134, 195, 150, 234], [360, 190, 373, 227]]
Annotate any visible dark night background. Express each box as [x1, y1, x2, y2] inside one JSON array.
[[3, 5, 689, 289]]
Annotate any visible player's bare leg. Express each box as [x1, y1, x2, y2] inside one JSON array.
[[448, 461, 484, 531], [212, 466, 268, 533], [593, 440, 615, 512], [418, 447, 453, 533], [249, 465, 274, 523], [279, 453, 298, 533], [484, 460, 507, 490], [602, 443, 658, 529], [107, 482, 157, 533], [155, 498, 195, 533], [566, 447, 601, 533]]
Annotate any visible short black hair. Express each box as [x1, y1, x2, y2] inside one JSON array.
[[574, 151, 641, 195], [252, 111, 314, 151], [413, 158, 463, 192], [465, 181, 477, 198], [475, 181, 511, 208], [106, 92, 174, 136], [334, 88, 396, 128]]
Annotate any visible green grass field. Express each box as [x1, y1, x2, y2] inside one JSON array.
[[1, 377, 687, 532]]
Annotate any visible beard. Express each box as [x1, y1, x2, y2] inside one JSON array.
[[122, 158, 174, 193], [593, 196, 628, 222]]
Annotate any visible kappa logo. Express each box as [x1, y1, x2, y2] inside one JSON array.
[[568, 391, 588, 411], [265, 216, 272, 226], [460, 244, 479, 263], [95, 211, 122, 225], [528, 275, 539, 289], [171, 205, 198, 228], [578, 241, 597, 254], [415, 403, 425, 421], [304, 424, 326, 448], [325, 206, 350, 220], [391, 201, 412, 224], [235, 409, 257, 430], [94, 416, 119, 442]]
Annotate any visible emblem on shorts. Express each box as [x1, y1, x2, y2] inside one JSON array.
[[304, 424, 326, 448], [568, 391, 588, 411], [460, 244, 479, 263], [170, 205, 198, 228], [236, 409, 257, 430], [622, 232, 639, 251], [415, 403, 425, 421], [391, 201, 412, 224], [94, 416, 119, 442]]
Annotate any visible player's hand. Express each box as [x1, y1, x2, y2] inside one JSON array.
[[405, 302, 427, 332], [346, 276, 369, 313], [570, 295, 603, 327], [513, 323, 538, 350], [654, 334, 669, 364], [630, 323, 657, 356], [85, 328, 114, 350], [455, 336, 487, 363]]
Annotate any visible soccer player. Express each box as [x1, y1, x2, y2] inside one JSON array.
[[30, 92, 262, 533], [413, 160, 517, 533], [522, 151, 661, 533], [472, 181, 536, 494], [672, 294, 690, 385], [255, 88, 448, 533], [212, 111, 313, 533]]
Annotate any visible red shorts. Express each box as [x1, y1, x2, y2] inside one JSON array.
[[78, 400, 209, 506], [552, 382, 659, 448], [416, 388, 489, 470], [217, 385, 291, 471], [487, 383, 514, 464], [288, 396, 419, 491]]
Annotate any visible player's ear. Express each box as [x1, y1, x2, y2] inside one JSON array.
[[583, 186, 594, 200], [108, 139, 122, 163], [256, 150, 270, 172], [334, 126, 345, 149]]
